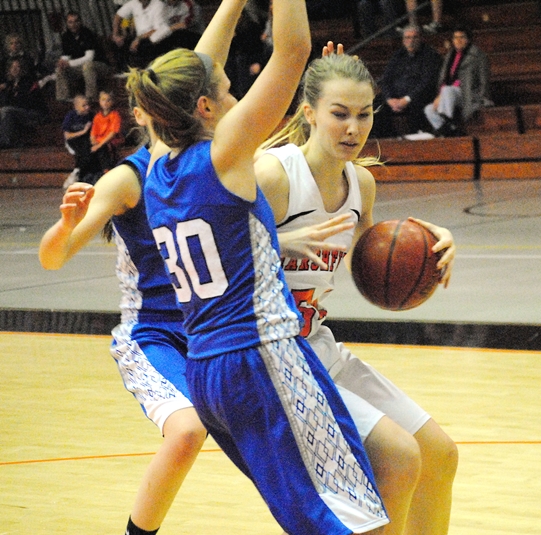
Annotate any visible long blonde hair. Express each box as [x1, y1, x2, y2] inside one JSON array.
[[261, 53, 380, 166], [125, 48, 221, 150]]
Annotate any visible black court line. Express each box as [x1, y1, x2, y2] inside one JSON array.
[[1, 309, 540, 351]]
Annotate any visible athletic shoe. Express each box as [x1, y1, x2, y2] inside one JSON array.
[[403, 131, 435, 140], [423, 21, 442, 34], [63, 168, 80, 189]]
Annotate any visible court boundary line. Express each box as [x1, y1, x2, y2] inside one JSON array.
[[3, 441, 541, 467]]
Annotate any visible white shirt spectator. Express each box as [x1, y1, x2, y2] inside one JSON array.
[[116, 0, 167, 42]]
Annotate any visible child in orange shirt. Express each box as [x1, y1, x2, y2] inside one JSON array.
[[90, 90, 123, 178]]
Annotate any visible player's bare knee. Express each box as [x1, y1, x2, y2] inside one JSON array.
[[366, 426, 421, 487], [395, 434, 422, 485], [425, 431, 458, 482], [440, 435, 459, 479]]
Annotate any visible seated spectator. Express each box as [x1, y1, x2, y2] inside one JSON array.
[[371, 24, 441, 138], [155, 0, 204, 51], [0, 33, 39, 83], [403, 0, 443, 34], [0, 58, 47, 149], [55, 11, 113, 102], [89, 90, 123, 179], [111, 0, 170, 69], [424, 25, 492, 137], [62, 94, 97, 187]]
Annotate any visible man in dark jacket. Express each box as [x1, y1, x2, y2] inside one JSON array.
[[55, 11, 113, 102], [371, 25, 442, 138]]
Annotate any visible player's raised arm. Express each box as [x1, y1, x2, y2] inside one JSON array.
[[211, 0, 311, 200], [195, 0, 248, 66]]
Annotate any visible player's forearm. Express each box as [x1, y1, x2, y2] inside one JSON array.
[[195, 0, 248, 66], [39, 221, 76, 270], [274, 0, 311, 55]]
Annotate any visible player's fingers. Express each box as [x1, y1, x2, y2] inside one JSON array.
[[316, 222, 355, 240], [439, 260, 453, 288], [66, 182, 93, 192], [322, 41, 333, 56], [436, 243, 456, 266], [303, 249, 329, 269], [407, 216, 432, 229], [317, 213, 354, 228], [310, 240, 348, 252]]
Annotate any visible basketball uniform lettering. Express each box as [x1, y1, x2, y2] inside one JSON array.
[[152, 220, 228, 302]]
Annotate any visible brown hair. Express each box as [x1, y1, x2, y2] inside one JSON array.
[[126, 48, 222, 150]]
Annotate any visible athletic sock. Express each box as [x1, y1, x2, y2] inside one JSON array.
[[125, 517, 159, 535]]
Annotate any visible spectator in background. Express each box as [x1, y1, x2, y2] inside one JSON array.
[[62, 94, 97, 187], [371, 24, 441, 138], [55, 11, 113, 102], [89, 90, 123, 180], [0, 58, 47, 149], [1, 32, 57, 89], [225, 0, 269, 99], [404, 0, 443, 34], [424, 25, 492, 137], [155, 0, 204, 51], [1, 33, 39, 83], [111, 0, 170, 69]]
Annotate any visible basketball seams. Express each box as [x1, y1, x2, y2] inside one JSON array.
[[385, 220, 403, 310], [398, 223, 430, 310]]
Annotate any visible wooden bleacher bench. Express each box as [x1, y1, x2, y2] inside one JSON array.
[[360, 137, 477, 182], [479, 132, 541, 180], [521, 104, 541, 132], [466, 106, 520, 136], [0, 146, 73, 188], [457, 1, 541, 30]]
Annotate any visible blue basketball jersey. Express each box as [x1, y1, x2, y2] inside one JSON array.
[[114, 146, 184, 325], [144, 140, 301, 359]]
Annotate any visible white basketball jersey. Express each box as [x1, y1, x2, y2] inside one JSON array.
[[266, 143, 362, 338]]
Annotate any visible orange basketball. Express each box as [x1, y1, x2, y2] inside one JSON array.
[[351, 219, 441, 311]]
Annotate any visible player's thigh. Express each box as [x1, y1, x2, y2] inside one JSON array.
[[333, 344, 430, 435]]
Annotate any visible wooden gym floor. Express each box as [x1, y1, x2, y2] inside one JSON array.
[[1, 332, 540, 535], [1, 178, 540, 533]]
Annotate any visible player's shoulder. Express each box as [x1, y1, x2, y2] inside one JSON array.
[[352, 162, 375, 185], [255, 150, 289, 186], [352, 163, 376, 201], [95, 163, 141, 211]]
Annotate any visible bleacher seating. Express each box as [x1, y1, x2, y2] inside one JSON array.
[[0, 0, 540, 186]]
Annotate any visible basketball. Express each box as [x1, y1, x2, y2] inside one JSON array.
[[351, 219, 442, 311]]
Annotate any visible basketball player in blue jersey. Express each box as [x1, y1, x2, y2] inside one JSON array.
[[39, 3, 257, 535], [127, 0, 390, 532], [255, 47, 458, 535]]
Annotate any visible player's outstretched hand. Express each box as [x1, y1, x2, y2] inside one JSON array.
[[60, 183, 95, 230], [409, 217, 455, 288], [278, 213, 354, 270]]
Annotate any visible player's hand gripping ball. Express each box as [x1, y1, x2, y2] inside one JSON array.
[[351, 219, 442, 310]]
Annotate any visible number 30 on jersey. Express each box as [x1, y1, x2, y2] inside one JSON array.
[[152, 219, 228, 302]]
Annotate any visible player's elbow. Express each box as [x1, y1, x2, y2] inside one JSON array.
[[38, 248, 66, 271], [39, 255, 62, 270]]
